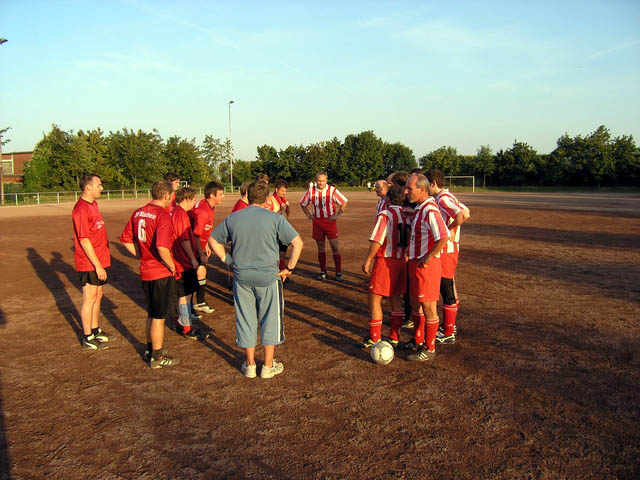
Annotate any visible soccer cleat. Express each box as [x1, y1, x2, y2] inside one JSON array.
[[241, 361, 257, 378], [387, 338, 399, 348], [193, 303, 215, 314], [407, 346, 436, 362], [260, 360, 284, 379], [402, 318, 414, 329], [94, 329, 115, 342], [399, 340, 423, 351], [436, 330, 456, 345], [315, 272, 327, 281], [150, 353, 180, 369], [358, 337, 379, 349], [144, 348, 165, 362], [190, 307, 202, 319], [182, 328, 208, 341], [83, 336, 109, 350], [334, 273, 345, 282]]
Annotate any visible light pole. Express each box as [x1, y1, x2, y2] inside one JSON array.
[[0, 38, 7, 206], [228, 100, 234, 193]]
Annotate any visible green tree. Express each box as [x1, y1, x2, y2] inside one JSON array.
[[383, 142, 417, 177], [164, 136, 207, 185], [419, 146, 460, 175], [475, 145, 495, 187], [494, 141, 538, 185], [201, 135, 229, 179], [342, 131, 384, 186], [612, 134, 640, 186]]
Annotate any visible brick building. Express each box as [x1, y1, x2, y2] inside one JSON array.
[[1, 151, 32, 183]]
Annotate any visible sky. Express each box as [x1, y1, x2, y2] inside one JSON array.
[[1, 0, 639, 161]]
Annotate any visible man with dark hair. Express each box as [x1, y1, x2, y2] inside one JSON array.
[[361, 184, 410, 348], [163, 172, 181, 212], [171, 187, 206, 340], [401, 174, 449, 362], [209, 180, 303, 378], [425, 169, 470, 344], [72, 173, 115, 350], [120, 180, 180, 368], [300, 172, 348, 281], [388, 171, 409, 187], [190, 180, 225, 313]]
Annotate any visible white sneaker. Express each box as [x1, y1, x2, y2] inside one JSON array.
[[194, 303, 215, 314], [241, 361, 256, 378], [260, 360, 284, 379]]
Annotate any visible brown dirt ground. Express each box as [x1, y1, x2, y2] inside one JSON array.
[[0, 191, 639, 480]]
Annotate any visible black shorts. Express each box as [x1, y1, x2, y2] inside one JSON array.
[[142, 276, 177, 319], [177, 269, 198, 297], [79, 269, 109, 287]]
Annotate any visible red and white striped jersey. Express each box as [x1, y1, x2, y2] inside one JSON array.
[[300, 185, 347, 219], [407, 198, 448, 260], [369, 206, 409, 259], [434, 189, 468, 253], [375, 196, 388, 215]]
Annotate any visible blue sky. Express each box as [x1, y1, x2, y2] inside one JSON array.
[[1, 0, 639, 161]]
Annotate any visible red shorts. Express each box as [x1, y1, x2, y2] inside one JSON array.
[[408, 257, 441, 303], [312, 218, 338, 241], [440, 250, 459, 279], [369, 257, 407, 297]]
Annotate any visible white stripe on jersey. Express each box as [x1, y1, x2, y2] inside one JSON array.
[[435, 189, 467, 253], [300, 185, 347, 219], [369, 206, 408, 258], [408, 198, 448, 260], [375, 197, 388, 215]]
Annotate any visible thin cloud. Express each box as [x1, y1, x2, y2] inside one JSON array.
[[586, 39, 640, 61]]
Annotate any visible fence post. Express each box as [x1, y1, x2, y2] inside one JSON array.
[[147, 189, 150, 197], [122, 190, 124, 200], [57, 192, 60, 203], [15, 193, 18, 205], [37, 193, 40, 204], [75, 191, 78, 201], [107, 190, 110, 200]]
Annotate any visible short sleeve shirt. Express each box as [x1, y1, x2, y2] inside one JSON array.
[[171, 204, 198, 273], [72, 198, 111, 272], [212, 206, 298, 287], [189, 199, 215, 249]]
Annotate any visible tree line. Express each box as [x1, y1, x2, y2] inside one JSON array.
[[21, 124, 639, 191]]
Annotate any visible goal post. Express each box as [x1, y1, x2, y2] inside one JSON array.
[[445, 176, 475, 192]]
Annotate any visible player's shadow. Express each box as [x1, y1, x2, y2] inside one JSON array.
[[201, 334, 243, 371], [0, 377, 10, 480], [0, 306, 5, 328], [294, 258, 369, 285], [108, 242, 149, 311], [26, 248, 83, 339], [312, 332, 371, 363], [284, 298, 363, 337]]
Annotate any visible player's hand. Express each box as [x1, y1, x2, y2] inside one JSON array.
[[362, 261, 371, 275], [96, 266, 107, 281], [200, 253, 208, 265], [277, 269, 292, 280], [418, 256, 430, 267], [191, 258, 199, 270], [205, 245, 212, 256]]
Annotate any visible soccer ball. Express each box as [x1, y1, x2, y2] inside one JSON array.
[[370, 340, 394, 365]]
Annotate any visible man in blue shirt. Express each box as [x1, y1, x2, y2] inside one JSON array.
[[209, 181, 303, 379]]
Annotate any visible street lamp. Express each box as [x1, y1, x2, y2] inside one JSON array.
[[228, 100, 234, 193], [0, 38, 7, 206]]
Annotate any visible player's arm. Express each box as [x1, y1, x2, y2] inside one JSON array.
[[448, 208, 470, 232], [157, 246, 176, 274], [279, 235, 303, 279], [362, 241, 382, 275], [79, 237, 107, 281], [207, 236, 232, 265], [181, 239, 199, 270], [121, 242, 138, 257], [417, 236, 448, 267], [301, 204, 313, 220]]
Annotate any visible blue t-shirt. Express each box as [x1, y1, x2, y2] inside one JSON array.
[[212, 205, 298, 286]]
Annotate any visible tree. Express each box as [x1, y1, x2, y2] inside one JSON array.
[[201, 135, 229, 179], [494, 141, 538, 185], [475, 145, 494, 187], [419, 146, 460, 175], [164, 136, 208, 185], [342, 131, 384, 186], [382, 142, 417, 177], [612, 134, 640, 186]]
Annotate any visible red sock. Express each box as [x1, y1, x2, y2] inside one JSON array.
[[389, 311, 404, 341], [318, 252, 327, 272], [426, 317, 439, 351], [443, 304, 458, 336], [333, 254, 342, 274], [369, 319, 382, 342], [412, 312, 425, 345], [279, 259, 285, 271]]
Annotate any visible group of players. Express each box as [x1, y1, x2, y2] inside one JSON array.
[[361, 169, 470, 361], [70, 167, 468, 373]]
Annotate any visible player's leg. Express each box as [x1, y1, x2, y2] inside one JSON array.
[[194, 262, 214, 313], [359, 293, 383, 346], [234, 281, 260, 378], [256, 280, 285, 378], [389, 295, 404, 345], [80, 280, 107, 350], [400, 260, 425, 350], [328, 237, 343, 281], [387, 258, 407, 345], [147, 277, 180, 368], [91, 285, 115, 343], [438, 277, 457, 344], [408, 260, 441, 361], [313, 219, 328, 279]]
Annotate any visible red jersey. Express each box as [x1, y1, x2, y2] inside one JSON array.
[[300, 185, 347, 219], [231, 199, 248, 213], [369, 205, 408, 259], [434, 189, 468, 253], [375, 197, 388, 215], [273, 193, 290, 216], [189, 198, 215, 249], [120, 203, 175, 281], [164, 192, 177, 213], [171, 204, 197, 273], [72, 198, 111, 272], [408, 198, 448, 260]]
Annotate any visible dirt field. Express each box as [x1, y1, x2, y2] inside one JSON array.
[[1, 191, 639, 479]]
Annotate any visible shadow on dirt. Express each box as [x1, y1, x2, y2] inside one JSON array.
[[463, 247, 640, 303], [0, 377, 10, 480], [0, 307, 4, 328], [466, 223, 640, 250]]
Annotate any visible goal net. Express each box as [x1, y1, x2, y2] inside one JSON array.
[[445, 176, 475, 192]]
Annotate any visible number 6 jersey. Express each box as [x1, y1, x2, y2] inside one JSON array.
[[120, 203, 175, 281]]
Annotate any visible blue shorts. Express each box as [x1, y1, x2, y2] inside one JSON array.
[[233, 279, 285, 348]]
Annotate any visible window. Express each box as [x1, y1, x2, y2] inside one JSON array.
[[1, 160, 13, 175]]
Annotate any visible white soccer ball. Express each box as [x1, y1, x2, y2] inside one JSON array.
[[370, 340, 394, 365]]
